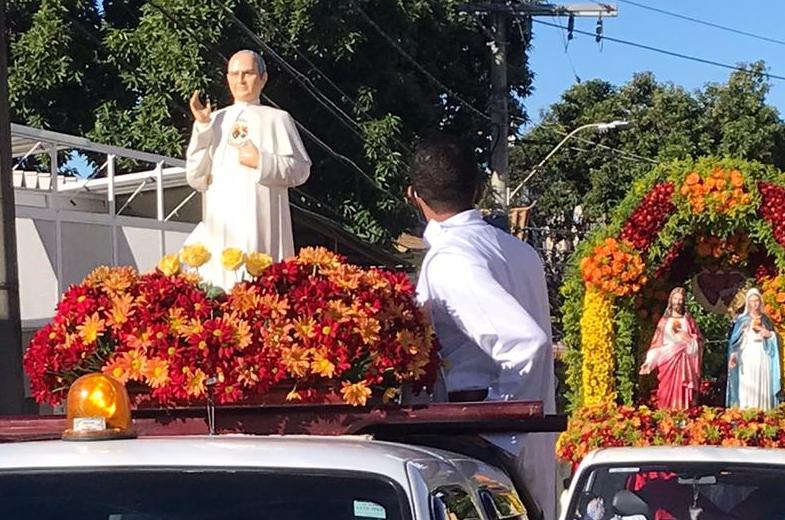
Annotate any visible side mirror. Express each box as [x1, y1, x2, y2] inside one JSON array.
[[612, 490, 650, 518]]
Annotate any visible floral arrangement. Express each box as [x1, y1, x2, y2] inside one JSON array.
[[557, 403, 785, 468], [579, 289, 616, 406], [679, 167, 750, 215], [579, 238, 647, 297], [761, 275, 785, 337], [758, 182, 785, 246], [620, 182, 675, 251], [23, 246, 438, 407], [695, 232, 751, 267], [561, 157, 785, 410]]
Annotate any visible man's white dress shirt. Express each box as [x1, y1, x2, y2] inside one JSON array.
[[185, 101, 311, 289], [416, 209, 556, 519]]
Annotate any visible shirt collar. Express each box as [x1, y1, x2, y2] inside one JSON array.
[[232, 100, 261, 107], [423, 209, 485, 248]]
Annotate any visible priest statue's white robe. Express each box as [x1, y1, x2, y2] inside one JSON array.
[[185, 100, 311, 289]]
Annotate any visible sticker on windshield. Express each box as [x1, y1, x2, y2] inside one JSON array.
[[353, 500, 387, 519], [608, 467, 640, 473]]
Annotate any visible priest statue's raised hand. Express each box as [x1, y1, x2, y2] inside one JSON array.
[[184, 49, 311, 289]]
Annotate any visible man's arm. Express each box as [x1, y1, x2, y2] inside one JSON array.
[[254, 113, 311, 187], [185, 120, 214, 192], [425, 251, 549, 400]]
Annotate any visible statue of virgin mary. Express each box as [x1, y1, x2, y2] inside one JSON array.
[[726, 288, 781, 410]]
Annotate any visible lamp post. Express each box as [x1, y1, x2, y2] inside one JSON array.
[[506, 120, 629, 207]]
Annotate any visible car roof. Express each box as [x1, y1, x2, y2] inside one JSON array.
[[583, 446, 785, 467], [0, 435, 485, 485]]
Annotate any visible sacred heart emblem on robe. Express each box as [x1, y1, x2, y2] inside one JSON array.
[[230, 120, 249, 147], [691, 270, 747, 314]]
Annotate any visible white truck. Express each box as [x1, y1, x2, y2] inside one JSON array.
[[0, 376, 562, 520], [0, 435, 531, 520], [560, 446, 785, 519]]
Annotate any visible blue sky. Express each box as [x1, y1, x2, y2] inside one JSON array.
[[522, 0, 785, 126]]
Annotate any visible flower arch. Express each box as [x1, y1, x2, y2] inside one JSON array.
[[561, 156, 785, 410]]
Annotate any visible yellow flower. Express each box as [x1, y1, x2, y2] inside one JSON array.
[[340, 380, 373, 407], [286, 389, 303, 401], [221, 247, 246, 271], [311, 355, 336, 378], [77, 313, 106, 345], [179, 243, 211, 268], [184, 368, 207, 397], [580, 288, 616, 406], [245, 252, 273, 276], [142, 358, 170, 388], [158, 254, 181, 276]]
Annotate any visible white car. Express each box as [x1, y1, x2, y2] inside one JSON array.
[[0, 435, 530, 520], [560, 446, 785, 520]]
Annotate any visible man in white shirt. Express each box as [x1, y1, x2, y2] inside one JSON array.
[[409, 137, 556, 520], [185, 50, 311, 288]]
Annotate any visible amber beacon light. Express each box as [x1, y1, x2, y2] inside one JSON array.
[[62, 373, 136, 441]]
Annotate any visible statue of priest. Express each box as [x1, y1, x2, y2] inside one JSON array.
[[184, 49, 311, 288]]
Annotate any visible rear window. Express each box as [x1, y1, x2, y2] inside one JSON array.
[[566, 463, 785, 519], [0, 468, 411, 520]]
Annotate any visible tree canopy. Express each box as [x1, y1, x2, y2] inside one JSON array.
[[512, 62, 785, 230]]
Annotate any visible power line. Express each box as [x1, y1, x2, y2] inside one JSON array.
[[532, 18, 785, 82], [612, 0, 785, 47], [348, 0, 493, 123], [235, 2, 413, 155]]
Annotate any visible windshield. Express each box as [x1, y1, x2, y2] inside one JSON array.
[[0, 468, 410, 520], [566, 463, 785, 519]]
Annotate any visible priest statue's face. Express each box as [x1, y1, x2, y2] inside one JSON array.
[[227, 51, 268, 103]]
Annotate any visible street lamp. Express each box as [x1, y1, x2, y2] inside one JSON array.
[[506, 120, 629, 206]]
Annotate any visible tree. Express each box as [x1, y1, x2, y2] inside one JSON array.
[[511, 62, 785, 229], [7, 0, 533, 244], [510, 63, 785, 340]]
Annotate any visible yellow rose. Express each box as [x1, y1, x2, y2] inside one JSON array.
[[221, 247, 246, 271], [179, 243, 211, 268], [158, 254, 180, 276], [245, 252, 273, 276]]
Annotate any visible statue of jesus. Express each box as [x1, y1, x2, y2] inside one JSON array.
[[640, 287, 704, 409], [184, 49, 311, 288]]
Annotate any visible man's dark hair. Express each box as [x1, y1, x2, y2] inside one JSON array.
[[409, 136, 484, 213]]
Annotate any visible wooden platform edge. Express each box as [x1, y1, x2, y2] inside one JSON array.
[[0, 400, 566, 443]]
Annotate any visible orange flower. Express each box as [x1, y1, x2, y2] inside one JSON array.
[[120, 349, 148, 381], [102, 354, 131, 384], [183, 368, 207, 397], [77, 313, 106, 345], [142, 357, 170, 388], [340, 380, 373, 406]]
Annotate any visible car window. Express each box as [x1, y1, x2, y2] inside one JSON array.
[[567, 463, 785, 520], [432, 486, 482, 520], [478, 487, 528, 520], [0, 467, 411, 520]]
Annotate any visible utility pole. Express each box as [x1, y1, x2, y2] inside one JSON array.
[[458, 1, 617, 215], [0, 0, 26, 414]]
